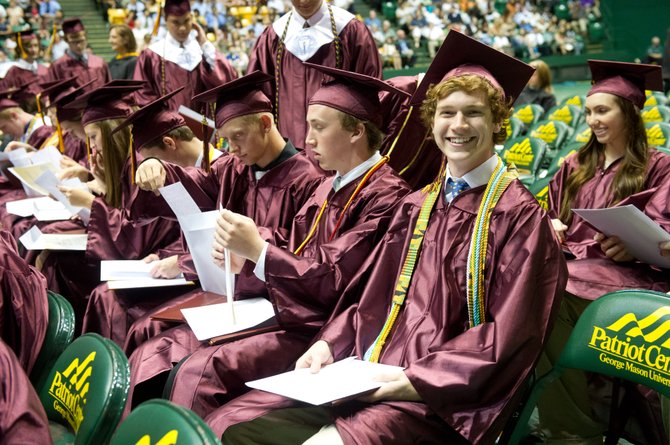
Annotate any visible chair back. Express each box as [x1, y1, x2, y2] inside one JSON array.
[[560, 94, 587, 108], [545, 104, 583, 127], [30, 291, 76, 390], [513, 104, 545, 127], [644, 92, 670, 107], [642, 105, 670, 124], [645, 122, 670, 149], [570, 122, 592, 145], [545, 141, 581, 177], [38, 333, 130, 445], [506, 116, 525, 140], [528, 119, 573, 151], [109, 399, 222, 445], [527, 175, 552, 211], [500, 136, 547, 179]]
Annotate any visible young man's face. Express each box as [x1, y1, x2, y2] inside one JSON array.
[[431, 89, 499, 177], [219, 116, 269, 167], [166, 13, 193, 43], [66, 31, 87, 56], [291, 0, 321, 19], [0, 112, 24, 138], [305, 104, 353, 173], [60, 119, 86, 141]]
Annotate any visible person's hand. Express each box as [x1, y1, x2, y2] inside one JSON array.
[[143, 253, 159, 263], [59, 156, 90, 181], [58, 186, 95, 210], [193, 21, 207, 45], [551, 218, 568, 243], [295, 340, 334, 373], [87, 178, 106, 196], [213, 209, 265, 263], [358, 369, 421, 403], [660, 241, 670, 257], [594, 232, 634, 262], [148, 255, 182, 279], [4, 141, 34, 153], [211, 244, 246, 273], [135, 159, 166, 195], [90, 150, 106, 187]]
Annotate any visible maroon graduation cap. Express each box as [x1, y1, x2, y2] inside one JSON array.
[[49, 79, 97, 122], [113, 88, 186, 151], [62, 18, 85, 35], [409, 29, 535, 107], [0, 87, 20, 111], [587, 60, 664, 109], [64, 82, 142, 126], [193, 71, 274, 129], [305, 63, 411, 128]]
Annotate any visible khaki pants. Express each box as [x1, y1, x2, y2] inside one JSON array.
[[536, 292, 604, 445], [222, 407, 344, 445]]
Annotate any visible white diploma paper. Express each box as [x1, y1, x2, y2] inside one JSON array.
[[19, 226, 88, 251], [573, 205, 670, 268], [246, 358, 405, 406], [180, 297, 275, 341]]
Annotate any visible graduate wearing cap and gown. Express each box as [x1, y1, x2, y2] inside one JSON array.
[[117, 72, 323, 409], [155, 64, 411, 421], [247, 0, 381, 149], [132, 0, 237, 111], [537, 61, 670, 444], [36, 83, 180, 325], [0, 30, 48, 97], [46, 18, 111, 90], [211, 31, 567, 445], [0, 339, 51, 445], [0, 228, 48, 374], [0, 85, 52, 149], [81, 88, 225, 346]]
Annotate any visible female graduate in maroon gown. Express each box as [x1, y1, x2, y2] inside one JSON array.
[[538, 61, 670, 443]]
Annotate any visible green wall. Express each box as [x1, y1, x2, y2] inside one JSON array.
[[601, 0, 670, 61]]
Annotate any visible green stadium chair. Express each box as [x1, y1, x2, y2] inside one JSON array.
[[500, 136, 548, 184], [528, 120, 573, 153], [513, 104, 545, 127], [506, 289, 670, 445], [381, 1, 396, 23], [553, 2, 570, 20], [109, 399, 222, 445], [545, 104, 584, 128], [544, 141, 580, 178], [587, 21, 605, 44], [38, 333, 130, 445], [644, 92, 669, 107], [645, 122, 670, 149], [505, 116, 525, 140], [30, 291, 76, 391], [641, 105, 670, 124], [569, 122, 592, 145], [560, 94, 587, 108], [527, 175, 552, 212]]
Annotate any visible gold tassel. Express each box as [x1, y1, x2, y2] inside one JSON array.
[[152, 0, 164, 38], [35, 93, 46, 126], [129, 132, 136, 185], [16, 32, 27, 59], [45, 23, 57, 60], [54, 117, 65, 153]]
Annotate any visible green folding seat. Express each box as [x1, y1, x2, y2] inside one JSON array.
[[109, 399, 222, 445], [545, 103, 584, 128], [528, 119, 573, 152], [30, 291, 76, 391], [544, 141, 581, 178], [512, 103, 545, 127], [560, 94, 587, 108], [645, 122, 670, 149], [569, 122, 592, 145], [644, 91, 669, 107], [500, 136, 548, 184], [37, 333, 130, 445], [641, 105, 670, 124], [505, 116, 525, 140]]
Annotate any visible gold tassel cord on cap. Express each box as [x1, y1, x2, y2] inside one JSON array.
[[86, 135, 92, 169], [129, 132, 136, 185], [16, 33, 27, 59], [35, 93, 46, 126], [54, 118, 65, 153], [201, 104, 211, 173], [152, 0, 164, 38], [45, 23, 57, 60]]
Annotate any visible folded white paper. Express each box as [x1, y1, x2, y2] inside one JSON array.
[[107, 277, 194, 290], [19, 226, 88, 251], [181, 297, 275, 341], [8, 163, 58, 196], [246, 358, 405, 406], [6, 196, 59, 217], [573, 205, 670, 268]]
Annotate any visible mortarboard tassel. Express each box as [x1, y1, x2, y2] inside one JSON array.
[[16, 33, 27, 60], [85, 135, 92, 170], [54, 117, 65, 153], [35, 92, 47, 126], [129, 132, 137, 185], [45, 23, 57, 61], [201, 103, 210, 173], [152, 0, 164, 38]]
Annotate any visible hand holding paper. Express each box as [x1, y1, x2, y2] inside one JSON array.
[[662, 241, 670, 257], [593, 232, 634, 262], [295, 340, 334, 373], [135, 158, 166, 194], [214, 209, 265, 264]]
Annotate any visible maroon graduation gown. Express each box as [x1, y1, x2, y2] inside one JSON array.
[[206, 179, 567, 445], [132, 49, 237, 111], [161, 164, 409, 418], [549, 149, 670, 299], [46, 53, 111, 89], [0, 340, 52, 445], [86, 150, 322, 348], [247, 19, 381, 149], [0, 229, 48, 373]]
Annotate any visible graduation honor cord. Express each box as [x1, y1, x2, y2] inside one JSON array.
[[366, 156, 517, 363]]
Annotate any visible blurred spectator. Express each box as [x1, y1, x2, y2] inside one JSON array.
[[39, 0, 61, 17], [515, 59, 557, 112], [644, 36, 663, 65], [380, 35, 401, 69], [108, 24, 138, 79], [364, 10, 381, 30], [49, 30, 68, 61], [395, 29, 415, 68], [6, 0, 24, 28]]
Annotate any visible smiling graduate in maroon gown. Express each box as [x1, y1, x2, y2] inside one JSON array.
[[210, 30, 567, 445]]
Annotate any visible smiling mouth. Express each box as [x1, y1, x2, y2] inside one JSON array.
[[447, 137, 475, 144]]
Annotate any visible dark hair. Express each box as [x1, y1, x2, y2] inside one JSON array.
[[338, 112, 385, 151], [558, 95, 648, 223], [143, 126, 195, 150]]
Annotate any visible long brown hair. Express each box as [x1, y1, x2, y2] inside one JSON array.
[[96, 118, 132, 208], [558, 95, 648, 223]]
